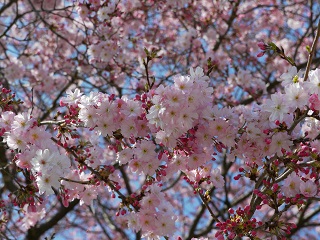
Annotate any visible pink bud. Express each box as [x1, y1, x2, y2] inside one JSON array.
[[228, 232, 235, 239], [265, 138, 272, 144], [244, 205, 250, 213], [228, 208, 234, 214], [135, 94, 141, 101], [257, 42, 267, 50], [62, 198, 69, 207], [263, 129, 270, 134], [60, 100, 66, 107], [253, 189, 260, 195], [234, 174, 241, 180], [256, 205, 262, 210], [272, 183, 279, 191]]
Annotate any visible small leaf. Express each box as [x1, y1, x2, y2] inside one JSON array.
[[306, 45, 311, 53], [143, 47, 149, 56], [268, 42, 277, 51], [145, 83, 149, 91]]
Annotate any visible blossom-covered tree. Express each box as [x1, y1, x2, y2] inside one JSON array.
[[1, 0, 320, 239]]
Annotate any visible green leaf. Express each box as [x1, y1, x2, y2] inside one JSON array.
[[145, 83, 149, 91], [268, 42, 277, 51], [306, 45, 311, 53], [144, 47, 149, 56]]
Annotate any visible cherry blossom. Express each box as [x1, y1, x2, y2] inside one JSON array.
[[263, 93, 289, 122], [282, 173, 302, 197]]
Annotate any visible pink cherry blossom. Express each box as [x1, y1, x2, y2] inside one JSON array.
[[263, 93, 289, 122], [282, 173, 302, 197], [300, 180, 317, 198]]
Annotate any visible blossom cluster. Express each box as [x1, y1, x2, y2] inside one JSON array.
[[1, 0, 319, 239], [126, 185, 177, 238], [1, 66, 320, 239]]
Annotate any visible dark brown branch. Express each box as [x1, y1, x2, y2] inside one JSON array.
[[26, 199, 80, 240], [0, 0, 17, 16]]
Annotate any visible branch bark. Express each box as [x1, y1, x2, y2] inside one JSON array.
[[26, 199, 80, 240]]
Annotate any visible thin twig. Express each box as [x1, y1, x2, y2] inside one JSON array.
[[39, 120, 65, 125], [198, 191, 221, 223], [287, 110, 308, 135], [303, 22, 320, 81]]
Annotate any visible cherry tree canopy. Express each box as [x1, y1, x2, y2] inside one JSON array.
[[1, 0, 320, 239]]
